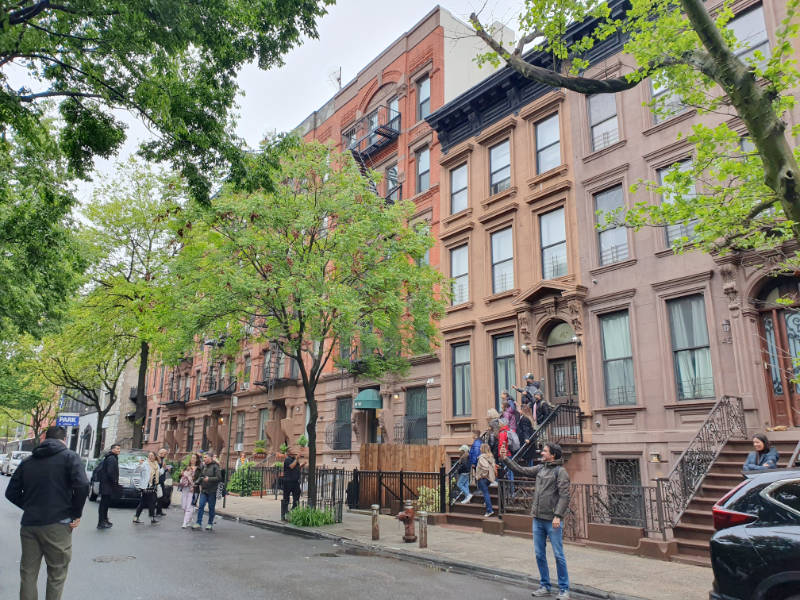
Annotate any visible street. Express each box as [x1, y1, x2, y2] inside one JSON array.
[[1, 477, 537, 600]]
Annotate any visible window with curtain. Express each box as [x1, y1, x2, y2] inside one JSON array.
[[650, 80, 686, 124], [450, 163, 468, 214], [658, 160, 697, 246], [541, 207, 567, 279], [491, 227, 514, 293], [600, 310, 636, 405], [729, 4, 768, 65], [451, 244, 469, 305], [416, 147, 430, 194], [595, 185, 628, 265], [417, 76, 430, 120], [235, 411, 245, 445], [489, 140, 511, 194], [186, 418, 195, 451], [453, 343, 471, 416], [588, 94, 618, 151], [493, 334, 516, 410], [146, 409, 152, 436], [258, 409, 269, 441], [194, 369, 201, 399], [668, 295, 714, 400], [536, 113, 561, 173]]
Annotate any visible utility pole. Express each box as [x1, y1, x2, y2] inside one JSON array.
[[223, 395, 237, 508]]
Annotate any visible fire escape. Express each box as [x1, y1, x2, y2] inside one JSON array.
[[342, 104, 401, 198]]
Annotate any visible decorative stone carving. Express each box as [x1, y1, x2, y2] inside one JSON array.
[[518, 312, 530, 335]]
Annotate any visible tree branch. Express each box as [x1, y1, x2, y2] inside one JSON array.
[[17, 90, 104, 102]]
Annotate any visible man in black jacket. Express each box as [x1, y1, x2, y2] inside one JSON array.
[[281, 446, 304, 521], [96, 444, 121, 529], [5, 426, 89, 600]]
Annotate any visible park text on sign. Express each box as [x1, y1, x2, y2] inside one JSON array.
[[56, 414, 80, 428]]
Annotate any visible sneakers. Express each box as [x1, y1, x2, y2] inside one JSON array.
[[132, 517, 143, 524], [181, 524, 188, 529], [191, 523, 200, 530], [460, 494, 473, 504], [150, 518, 159, 525], [205, 524, 213, 531], [531, 588, 551, 597], [556, 592, 570, 600], [483, 510, 495, 517]]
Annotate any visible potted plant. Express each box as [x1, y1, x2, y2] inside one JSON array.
[[275, 441, 288, 461], [253, 439, 267, 458]]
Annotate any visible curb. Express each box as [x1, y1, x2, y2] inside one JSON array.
[[219, 512, 649, 600]]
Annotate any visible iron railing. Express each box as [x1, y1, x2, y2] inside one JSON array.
[[353, 468, 446, 514], [251, 466, 347, 522], [167, 388, 190, 405], [343, 105, 401, 158], [656, 395, 746, 527], [512, 403, 583, 465], [789, 440, 800, 468], [393, 416, 427, 445], [325, 421, 352, 451]]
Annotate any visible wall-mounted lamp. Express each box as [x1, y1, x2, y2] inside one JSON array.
[[218, 417, 224, 424], [649, 452, 662, 463], [721, 319, 731, 333], [520, 343, 531, 354], [571, 335, 582, 346], [392, 393, 400, 401]]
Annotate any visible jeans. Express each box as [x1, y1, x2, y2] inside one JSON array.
[[476, 478, 493, 513], [20, 523, 72, 600], [456, 473, 470, 498], [196, 492, 217, 526], [134, 490, 156, 519], [532, 517, 569, 592]]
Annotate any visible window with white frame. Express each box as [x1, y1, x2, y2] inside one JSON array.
[[235, 411, 245, 445], [729, 5, 769, 65], [650, 79, 686, 124], [588, 94, 618, 151], [595, 185, 628, 265], [242, 355, 251, 389], [258, 408, 269, 441], [491, 227, 514, 293], [541, 207, 567, 279], [416, 147, 430, 194], [450, 244, 469, 305], [450, 163, 468, 214], [452, 343, 471, 416], [657, 160, 697, 246], [417, 76, 431, 120], [668, 295, 714, 400], [388, 97, 400, 129], [599, 310, 636, 405], [385, 163, 400, 203], [489, 140, 511, 195], [493, 334, 516, 411], [536, 113, 561, 173]]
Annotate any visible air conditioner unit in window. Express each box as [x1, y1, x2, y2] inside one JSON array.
[[234, 443, 244, 452], [241, 382, 249, 391], [143, 433, 149, 442]]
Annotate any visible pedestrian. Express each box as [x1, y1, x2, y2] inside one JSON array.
[[518, 404, 535, 447], [96, 443, 121, 529], [4, 425, 89, 600], [503, 443, 571, 599], [743, 433, 779, 471], [193, 452, 221, 531], [281, 446, 304, 521], [454, 445, 472, 504], [235, 452, 247, 471], [512, 373, 542, 408], [500, 392, 518, 431], [531, 391, 552, 427], [155, 447, 171, 517], [178, 453, 200, 529], [133, 452, 160, 525], [474, 443, 496, 517], [468, 430, 482, 469]]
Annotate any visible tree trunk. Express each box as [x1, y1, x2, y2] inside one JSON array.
[[132, 340, 149, 449], [94, 410, 106, 459], [305, 385, 318, 508]]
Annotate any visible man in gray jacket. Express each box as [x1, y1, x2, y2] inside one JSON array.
[[504, 442, 570, 599]]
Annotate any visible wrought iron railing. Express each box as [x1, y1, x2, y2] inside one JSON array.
[[393, 416, 427, 445], [343, 105, 400, 158], [325, 421, 351, 451], [655, 395, 746, 527], [251, 466, 347, 522], [167, 388, 190, 405], [353, 468, 446, 514], [511, 403, 583, 465], [789, 440, 800, 468]]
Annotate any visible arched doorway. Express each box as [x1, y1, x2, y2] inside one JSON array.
[[756, 276, 800, 426], [544, 321, 579, 405]]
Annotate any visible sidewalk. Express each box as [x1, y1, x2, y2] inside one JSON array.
[[212, 495, 712, 600]]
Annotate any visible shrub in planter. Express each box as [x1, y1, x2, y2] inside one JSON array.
[[415, 484, 448, 513], [288, 506, 336, 527], [226, 462, 262, 497]]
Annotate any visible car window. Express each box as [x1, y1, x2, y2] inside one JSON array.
[[731, 484, 772, 518], [768, 481, 800, 514]]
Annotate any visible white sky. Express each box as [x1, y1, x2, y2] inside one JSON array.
[[73, 0, 521, 202]]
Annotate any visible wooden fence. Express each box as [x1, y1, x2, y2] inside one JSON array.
[[359, 443, 447, 472]]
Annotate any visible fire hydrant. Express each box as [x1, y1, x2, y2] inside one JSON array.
[[397, 499, 417, 543]]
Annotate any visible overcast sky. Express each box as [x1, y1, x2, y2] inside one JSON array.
[[74, 0, 521, 201]]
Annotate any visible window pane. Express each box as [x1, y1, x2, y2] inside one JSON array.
[[668, 295, 709, 350], [591, 116, 619, 151], [493, 260, 514, 293], [601, 311, 632, 360], [418, 148, 430, 173], [536, 114, 559, 149], [491, 228, 513, 263], [418, 77, 431, 119], [674, 348, 714, 399], [454, 343, 470, 363], [588, 94, 616, 125], [599, 227, 628, 264], [770, 482, 800, 512], [729, 6, 768, 58], [451, 164, 468, 213], [453, 274, 469, 304], [600, 311, 635, 405], [541, 208, 566, 246], [451, 245, 468, 277], [495, 335, 514, 357], [451, 189, 468, 214], [537, 144, 561, 173], [595, 186, 624, 215], [490, 141, 510, 171], [543, 243, 568, 279]]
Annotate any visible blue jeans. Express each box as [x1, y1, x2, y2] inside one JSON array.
[[456, 473, 470, 498], [476, 478, 493, 513], [196, 492, 217, 526], [532, 517, 569, 592]]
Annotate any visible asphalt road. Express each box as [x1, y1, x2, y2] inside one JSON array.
[[0, 477, 535, 600]]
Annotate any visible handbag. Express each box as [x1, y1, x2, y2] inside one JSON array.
[[216, 481, 226, 499], [156, 484, 164, 499]]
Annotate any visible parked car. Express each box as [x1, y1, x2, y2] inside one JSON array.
[[709, 468, 800, 600], [0, 453, 10, 475], [86, 452, 172, 507], [5, 451, 31, 476]]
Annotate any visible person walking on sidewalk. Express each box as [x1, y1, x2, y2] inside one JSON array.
[[96, 444, 121, 529], [133, 453, 160, 525], [193, 453, 221, 531], [155, 448, 171, 517], [281, 446, 304, 521], [178, 453, 200, 529], [454, 445, 472, 504], [4, 425, 89, 600], [503, 443, 571, 599], [475, 443, 497, 517]]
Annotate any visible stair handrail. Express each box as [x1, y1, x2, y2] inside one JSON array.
[[510, 403, 583, 467], [655, 395, 747, 527], [788, 439, 800, 468]]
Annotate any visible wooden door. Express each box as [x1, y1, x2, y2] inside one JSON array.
[[759, 309, 800, 427], [548, 357, 578, 405]]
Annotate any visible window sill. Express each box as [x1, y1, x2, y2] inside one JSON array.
[[642, 109, 697, 137], [662, 399, 717, 410], [409, 184, 439, 204], [445, 417, 477, 425], [481, 185, 517, 209], [442, 207, 473, 228], [583, 139, 627, 164], [483, 288, 519, 304], [655, 242, 700, 258], [589, 258, 637, 276], [527, 164, 568, 188], [592, 405, 645, 413], [446, 302, 473, 314]]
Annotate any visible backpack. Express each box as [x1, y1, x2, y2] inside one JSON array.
[[507, 429, 521, 453]]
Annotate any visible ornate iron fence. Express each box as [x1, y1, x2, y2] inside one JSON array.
[[512, 403, 583, 465], [656, 395, 746, 527], [251, 466, 348, 522], [353, 468, 446, 514]]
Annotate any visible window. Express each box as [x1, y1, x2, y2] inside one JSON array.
[[243, 355, 251, 388], [657, 160, 697, 246], [416, 147, 430, 194], [287, 355, 300, 379], [650, 80, 685, 124], [768, 481, 800, 513], [258, 408, 269, 441], [489, 140, 511, 194], [159, 365, 165, 392], [154, 407, 160, 441], [491, 227, 514, 293], [201, 416, 209, 451], [386, 164, 400, 203], [186, 418, 195, 451], [536, 113, 561, 173], [588, 94, 618, 151], [417, 76, 430, 120], [235, 411, 245, 446], [600, 310, 636, 405], [668, 295, 714, 400], [332, 397, 352, 450], [194, 369, 201, 400], [541, 208, 567, 279], [452, 343, 471, 416], [729, 5, 769, 64], [493, 334, 516, 410], [450, 163, 468, 214], [388, 97, 400, 129], [404, 387, 428, 445], [450, 244, 469, 305], [595, 185, 628, 265], [146, 409, 152, 436]]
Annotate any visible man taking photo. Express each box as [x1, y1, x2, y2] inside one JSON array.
[[96, 443, 121, 529], [5, 425, 89, 600]]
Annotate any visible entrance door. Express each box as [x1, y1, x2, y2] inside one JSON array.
[[548, 358, 578, 405], [405, 387, 427, 445]]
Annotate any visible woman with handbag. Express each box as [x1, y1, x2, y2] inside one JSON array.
[[179, 453, 200, 528], [475, 443, 497, 518], [133, 452, 160, 525]]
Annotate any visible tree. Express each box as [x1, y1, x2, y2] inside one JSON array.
[[1, 0, 334, 202], [81, 158, 184, 448], [470, 0, 800, 259], [169, 139, 446, 503]]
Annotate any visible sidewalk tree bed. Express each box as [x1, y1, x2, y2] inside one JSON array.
[[288, 506, 336, 527]]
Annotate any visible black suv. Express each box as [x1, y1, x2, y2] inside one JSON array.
[[709, 469, 800, 600]]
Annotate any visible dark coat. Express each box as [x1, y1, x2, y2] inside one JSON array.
[[196, 462, 221, 495], [5, 438, 89, 526], [98, 453, 120, 497], [517, 415, 534, 446]]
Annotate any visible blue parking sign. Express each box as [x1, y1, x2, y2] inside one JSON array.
[[56, 414, 79, 428]]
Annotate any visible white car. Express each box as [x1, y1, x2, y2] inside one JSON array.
[[0, 453, 9, 475], [6, 451, 32, 476]]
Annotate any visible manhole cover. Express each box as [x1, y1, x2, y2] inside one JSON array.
[[93, 555, 136, 563]]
